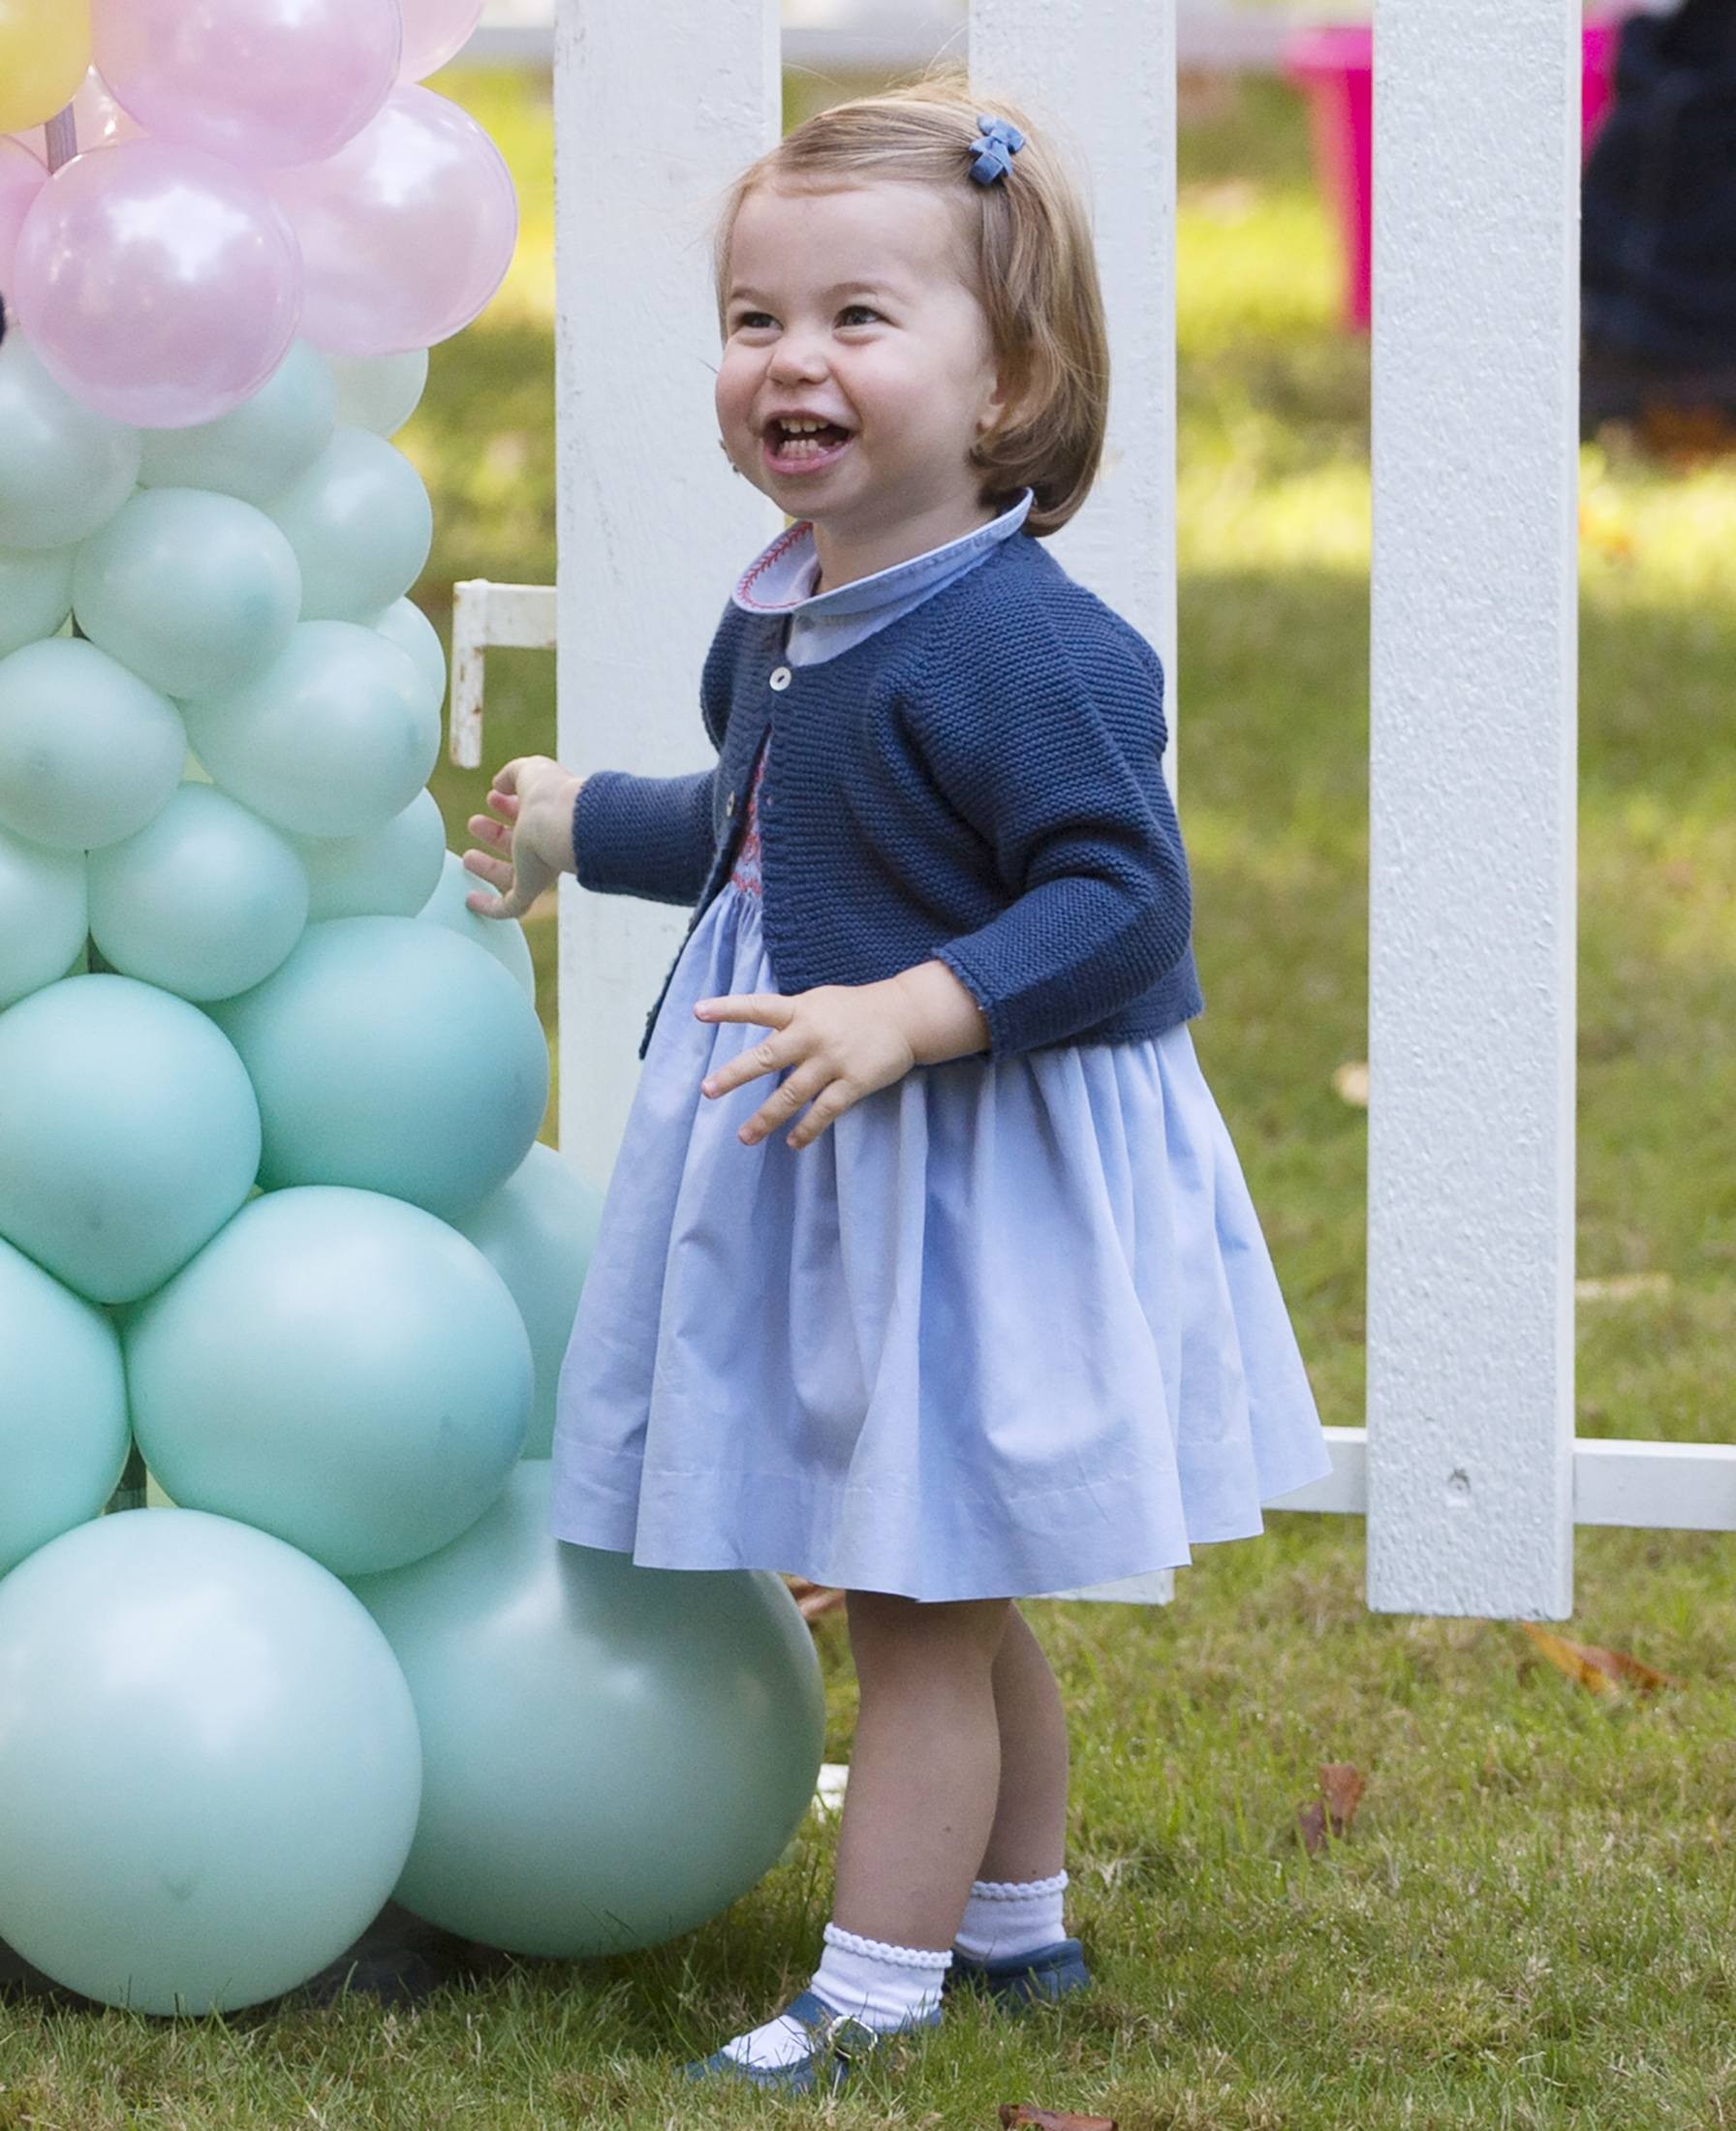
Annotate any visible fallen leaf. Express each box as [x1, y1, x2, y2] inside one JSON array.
[[1518, 1621, 1678, 1696], [999, 2110, 1119, 2131], [1297, 1762, 1365, 1855]]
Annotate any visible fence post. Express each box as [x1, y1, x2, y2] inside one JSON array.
[[1366, 0, 1579, 1618]]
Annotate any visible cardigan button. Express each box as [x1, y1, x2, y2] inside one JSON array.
[[725, 791, 735, 814], [768, 664, 792, 692]]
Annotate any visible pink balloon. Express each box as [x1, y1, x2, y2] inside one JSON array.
[[0, 138, 45, 285], [90, 0, 401, 170], [14, 141, 304, 430], [398, 0, 482, 82], [270, 87, 516, 358], [70, 70, 146, 152]]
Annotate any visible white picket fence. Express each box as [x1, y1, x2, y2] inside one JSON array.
[[454, 0, 1736, 1621]]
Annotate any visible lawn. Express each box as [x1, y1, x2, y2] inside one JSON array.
[[5, 59, 1736, 2131]]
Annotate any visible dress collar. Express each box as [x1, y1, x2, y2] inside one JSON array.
[[732, 488, 1036, 621]]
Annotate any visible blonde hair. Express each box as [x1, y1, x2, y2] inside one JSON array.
[[710, 70, 1109, 538]]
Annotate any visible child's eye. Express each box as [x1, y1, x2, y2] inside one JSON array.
[[839, 304, 881, 324], [732, 310, 774, 330]]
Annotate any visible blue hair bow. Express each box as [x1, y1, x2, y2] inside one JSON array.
[[968, 111, 1026, 186]]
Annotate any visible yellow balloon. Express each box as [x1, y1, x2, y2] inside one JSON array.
[[0, 0, 90, 137]]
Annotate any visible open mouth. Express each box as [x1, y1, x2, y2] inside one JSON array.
[[763, 418, 854, 474]]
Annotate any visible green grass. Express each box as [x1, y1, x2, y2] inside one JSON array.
[[8, 63, 1736, 2129]]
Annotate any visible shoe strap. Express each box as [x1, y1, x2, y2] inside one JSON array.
[[787, 1991, 883, 2061]]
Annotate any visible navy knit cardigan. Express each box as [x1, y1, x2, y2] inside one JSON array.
[[570, 529, 1205, 1065]]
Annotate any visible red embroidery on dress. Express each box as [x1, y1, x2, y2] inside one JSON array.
[[728, 742, 770, 897]]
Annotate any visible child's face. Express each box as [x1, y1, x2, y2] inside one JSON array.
[[716, 176, 1008, 548]]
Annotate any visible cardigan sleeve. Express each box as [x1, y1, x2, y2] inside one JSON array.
[[567, 602, 737, 908], [571, 763, 717, 908], [910, 619, 1195, 1062]]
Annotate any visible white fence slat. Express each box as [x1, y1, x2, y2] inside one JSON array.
[[552, 0, 782, 1191], [1366, 0, 1579, 1618]]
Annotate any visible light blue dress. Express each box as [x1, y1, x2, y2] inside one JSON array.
[[549, 500, 1334, 1602]]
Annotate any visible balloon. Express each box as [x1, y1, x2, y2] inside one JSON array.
[[128, 1187, 532, 1577], [289, 788, 447, 921], [0, 1236, 128, 1577], [183, 622, 437, 839], [266, 427, 432, 622], [270, 88, 516, 358], [0, 637, 185, 852], [87, 783, 309, 1003], [0, 973, 260, 1305], [91, 0, 400, 170], [397, 0, 482, 83], [0, 821, 86, 1010], [68, 64, 141, 151], [0, 541, 74, 658], [0, 336, 140, 550], [0, 1508, 421, 2015], [350, 1462, 826, 1957], [14, 140, 303, 429], [329, 349, 429, 438], [0, 137, 45, 284], [208, 916, 549, 1221], [420, 849, 536, 1002], [0, 0, 90, 137], [72, 488, 302, 698], [452, 1145, 604, 1459], [139, 339, 335, 507], [370, 596, 446, 715]]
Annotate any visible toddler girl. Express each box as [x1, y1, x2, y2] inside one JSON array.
[[462, 77, 1333, 2096]]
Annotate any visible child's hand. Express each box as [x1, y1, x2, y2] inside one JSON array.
[[463, 756, 582, 922], [694, 962, 990, 1150]]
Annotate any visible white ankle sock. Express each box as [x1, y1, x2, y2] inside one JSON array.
[[953, 1869, 1070, 1962], [719, 1923, 949, 2072]]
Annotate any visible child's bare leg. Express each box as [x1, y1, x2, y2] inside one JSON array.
[[976, 1602, 1070, 1881], [829, 1590, 1010, 1948]]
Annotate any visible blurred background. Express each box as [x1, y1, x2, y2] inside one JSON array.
[[418, 0, 1736, 1458]]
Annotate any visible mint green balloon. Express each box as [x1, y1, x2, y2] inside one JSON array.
[[370, 596, 446, 716], [0, 637, 185, 851], [453, 1144, 604, 1459], [0, 1236, 129, 1576], [127, 1187, 532, 1578], [289, 788, 446, 920], [138, 340, 336, 507], [328, 350, 428, 437], [0, 543, 75, 658], [0, 1508, 421, 2015], [0, 337, 141, 551], [73, 488, 302, 698], [0, 974, 260, 1305], [208, 916, 547, 1220], [0, 822, 86, 1009], [349, 1462, 825, 1958], [420, 849, 536, 1001], [87, 784, 309, 1003], [267, 427, 433, 622], [183, 621, 437, 839]]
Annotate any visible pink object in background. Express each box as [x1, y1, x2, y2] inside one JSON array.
[[1284, 15, 1627, 332], [0, 137, 46, 285], [397, 0, 483, 82], [270, 86, 516, 358], [13, 139, 303, 427], [90, 0, 401, 170]]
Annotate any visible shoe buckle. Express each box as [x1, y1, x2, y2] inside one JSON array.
[[803, 2006, 881, 2061]]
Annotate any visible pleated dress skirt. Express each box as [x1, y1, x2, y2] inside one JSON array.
[[550, 738, 1334, 1602]]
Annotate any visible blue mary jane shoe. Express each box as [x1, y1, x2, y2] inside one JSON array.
[[681, 1987, 942, 2093], [944, 1937, 1091, 2006]]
